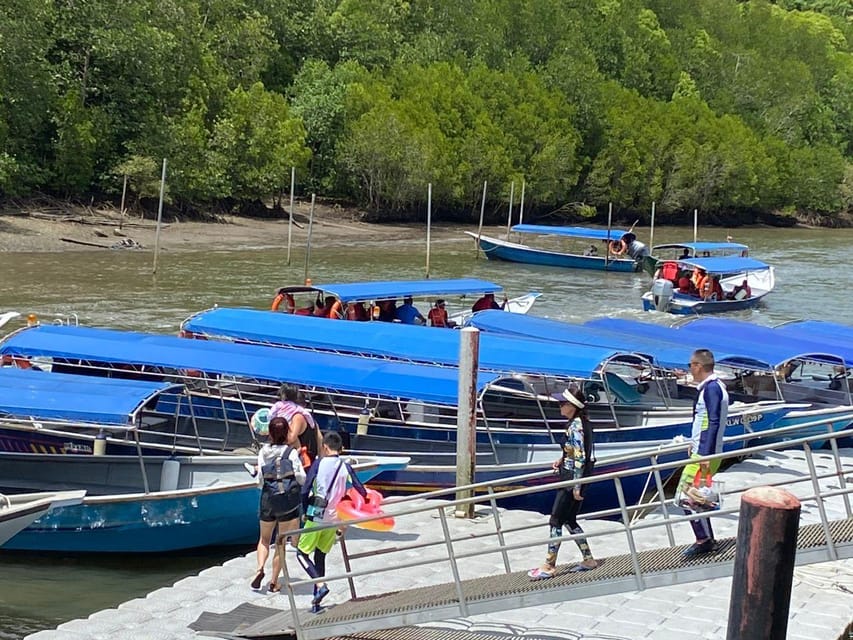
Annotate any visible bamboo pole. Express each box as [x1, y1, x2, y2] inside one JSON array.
[[518, 180, 526, 226], [303, 193, 316, 284], [152, 159, 167, 275], [475, 180, 487, 258], [649, 201, 656, 253], [505, 181, 514, 239], [119, 174, 128, 231], [286, 167, 295, 266], [426, 183, 432, 279], [605, 202, 612, 270], [693, 208, 698, 244]]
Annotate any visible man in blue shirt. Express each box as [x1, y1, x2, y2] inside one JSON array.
[[680, 348, 728, 558], [395, 296, 425, 325]]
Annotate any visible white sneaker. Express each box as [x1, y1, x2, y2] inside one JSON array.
[[243, 462, 257, 477]]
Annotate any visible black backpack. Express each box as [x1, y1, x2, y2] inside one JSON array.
[[261, 446, 301, 516]]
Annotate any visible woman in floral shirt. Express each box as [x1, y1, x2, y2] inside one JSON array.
[[528, 385, 598, 579]]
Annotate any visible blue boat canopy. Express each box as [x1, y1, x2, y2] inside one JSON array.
[[280, 278, 504, 302], [775, 320, 853, 347], [652, 242, 748, 253], [181, 307, 625, 379], [586, 318, 846, 368], [0, 367, 179, 427], [676, 256, 770, 273], [0, 325, 497, 406], [511, 224, 629, 241], [467, 310, 773, 372], [678, 318, 853, 366]]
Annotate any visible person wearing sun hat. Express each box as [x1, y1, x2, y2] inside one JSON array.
[[528, 385, 598, 580]]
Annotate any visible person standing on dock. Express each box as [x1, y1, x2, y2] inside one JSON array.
[[528, 385, 598, 580], [250, 417, 306, 592], [680, 348, 728, 558]]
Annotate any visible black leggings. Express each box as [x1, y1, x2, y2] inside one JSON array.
[[549, 486, 583, 530], [297, 548, 327, 580]]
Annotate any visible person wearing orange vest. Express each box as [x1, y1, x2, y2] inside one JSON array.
[[427, 299, 455, 328]]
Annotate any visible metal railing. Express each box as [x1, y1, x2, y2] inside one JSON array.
[[277, 415, 853, 639]]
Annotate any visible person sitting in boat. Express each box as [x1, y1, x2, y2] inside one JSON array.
[[583, 244, 598, 257], [472, 292, 507, 312], [395, 296, 426, 325], [679, 248, 691, 260], [701, 275, 724, 301], [345, 302, 369, 321], [377, 299, 398, 322], [427, 299, 456, 328], [620, 233, 649, 261], [726, 279, 751, 300], [692, 267, 707, 291], [677, 276, 700, 297]]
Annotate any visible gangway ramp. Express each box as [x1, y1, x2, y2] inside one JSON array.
[[230, 519, 852, 639]]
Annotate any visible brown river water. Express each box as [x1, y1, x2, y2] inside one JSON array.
[[0, 224, 850, 637]]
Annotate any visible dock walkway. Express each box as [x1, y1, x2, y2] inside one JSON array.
[[26, 446, 853, 640]]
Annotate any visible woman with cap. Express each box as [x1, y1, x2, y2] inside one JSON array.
[[528, 385, 598, 579]]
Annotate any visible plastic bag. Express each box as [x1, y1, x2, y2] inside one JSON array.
[[676, 470, 723, 512]]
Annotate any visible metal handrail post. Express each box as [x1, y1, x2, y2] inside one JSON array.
[[825, 434, 852, 518], [486, 486, 512, 574], [802, 442, 838, 560], [437, 505, 469, 616], [280, 537, 305, 640], [339, 531, 358, 599], [614, 476, 645, 590]]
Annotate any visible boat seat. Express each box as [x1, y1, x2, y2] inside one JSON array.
[[603, 372, 643, 405]]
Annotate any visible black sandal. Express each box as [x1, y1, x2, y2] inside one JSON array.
[[250, 569, 265, 589], [268, 582, 281, 593]]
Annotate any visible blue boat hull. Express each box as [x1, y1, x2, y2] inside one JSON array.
[[4, 484, 261, 552], [476, 235, 637, 272], [641, 292, 766, 315], [1, 457, 404, 552]]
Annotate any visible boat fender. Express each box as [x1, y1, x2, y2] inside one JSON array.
[[93, 430, 107, 456], [609, 239, 627, 256], [337, 487, 395, 531], [160, 458, 181, 492], [356, 402, 372, 436]]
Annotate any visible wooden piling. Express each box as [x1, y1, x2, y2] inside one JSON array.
[[455, 327, 479, 518], [726, 486, 801, 640]]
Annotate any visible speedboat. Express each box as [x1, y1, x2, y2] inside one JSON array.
[[642, 256, 775, 315]]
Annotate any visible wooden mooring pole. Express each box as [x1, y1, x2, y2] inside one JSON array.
[[455, 327, 479, 518], [726, 486, 801, 640]]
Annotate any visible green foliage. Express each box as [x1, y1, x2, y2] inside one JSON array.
[[1, 0, 850, 221]]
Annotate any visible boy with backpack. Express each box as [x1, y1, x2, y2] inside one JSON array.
[[297, 431, 368, 613]]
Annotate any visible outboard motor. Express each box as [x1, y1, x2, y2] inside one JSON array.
[[651, 278, 674, 311]]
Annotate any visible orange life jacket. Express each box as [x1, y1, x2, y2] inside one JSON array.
[[428, 307, 449, 327]]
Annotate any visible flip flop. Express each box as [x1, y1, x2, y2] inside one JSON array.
[[527, 567, 555, 580], [250, 569, 265, 589], [568, 563, 596, 573]]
